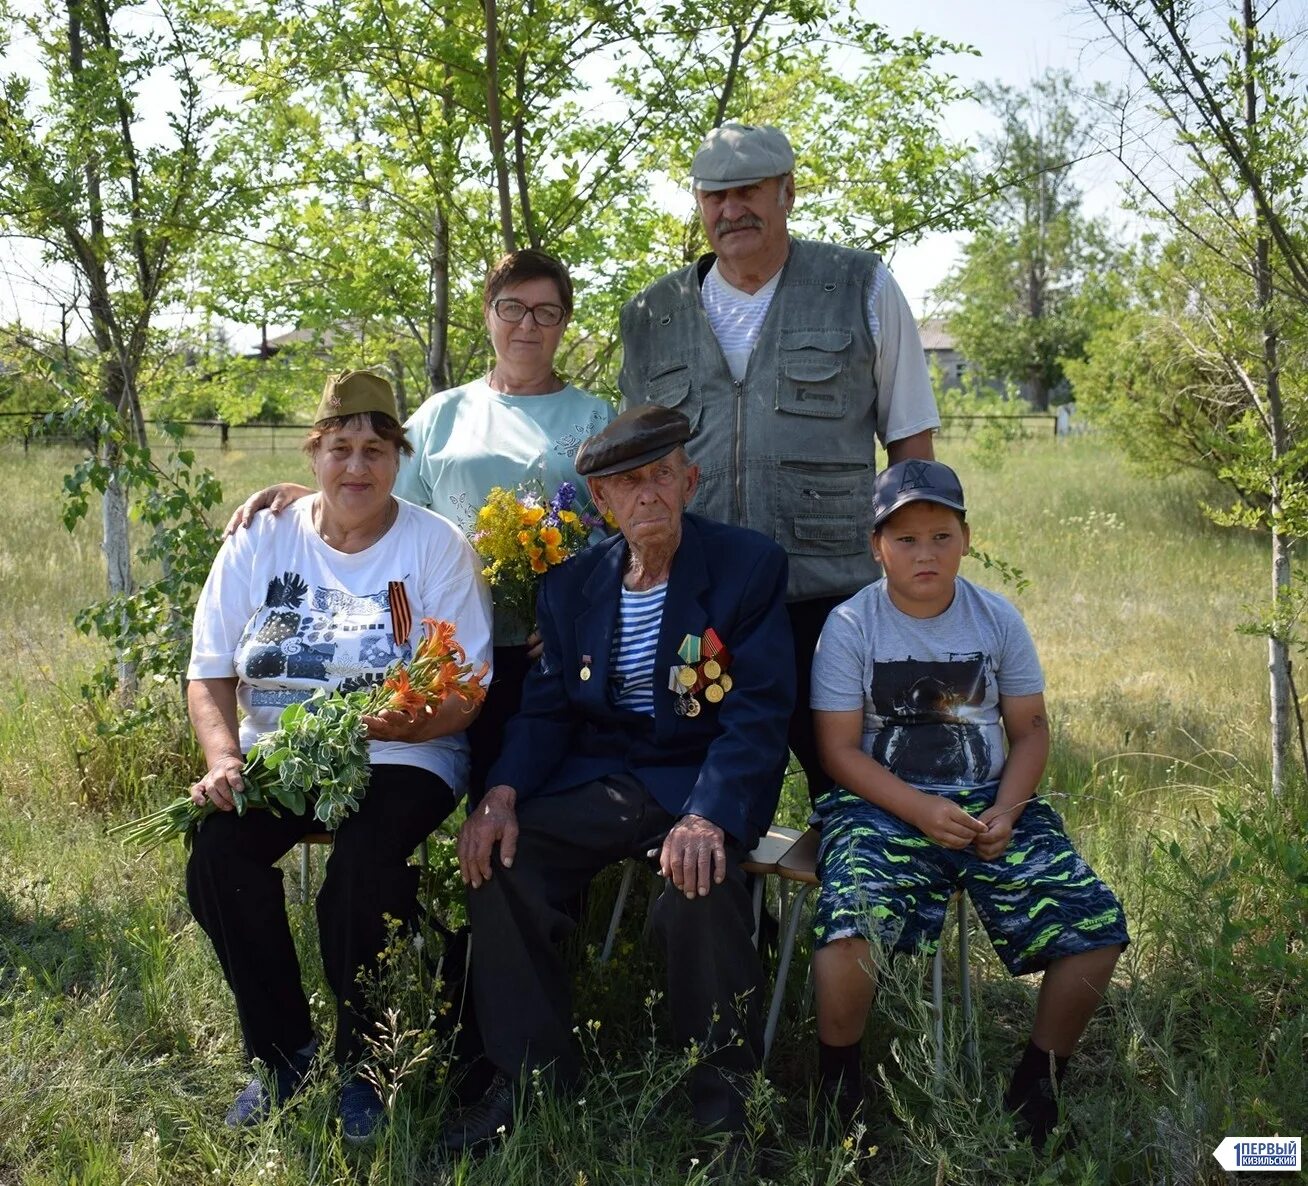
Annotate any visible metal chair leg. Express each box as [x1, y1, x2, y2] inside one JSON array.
[[958, 894, 977, 1078], [932, 936, 945, 1086], [599, 860, 637, 963], [763, 882, 814, 1061]]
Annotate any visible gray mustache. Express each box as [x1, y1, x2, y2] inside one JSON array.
[[715, 215, 763, 235]]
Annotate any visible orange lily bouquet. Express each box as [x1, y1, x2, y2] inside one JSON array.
[[112, 618, 488, 849], [472, 481, 601, 627]]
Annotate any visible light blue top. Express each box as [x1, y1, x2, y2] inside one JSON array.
[[394, 377, 615, 645], [608, 581, 667, 715]]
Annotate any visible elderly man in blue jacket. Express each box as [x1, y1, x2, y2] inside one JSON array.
[[444, 405, 795, 1153]]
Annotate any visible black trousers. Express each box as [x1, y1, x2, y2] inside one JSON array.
[[467, 776, 764, 1132], [186, 763, 455, 1069], [787, 595, 846, 803], [466, 643, 534, 807]]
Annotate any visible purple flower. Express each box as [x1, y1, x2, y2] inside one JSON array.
[[551, 482, 577, 512]]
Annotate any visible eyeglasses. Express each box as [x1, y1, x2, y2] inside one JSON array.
[[491, 297, 567, 327]]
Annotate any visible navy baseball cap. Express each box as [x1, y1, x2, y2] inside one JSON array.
[[872, 460, 966, 528]]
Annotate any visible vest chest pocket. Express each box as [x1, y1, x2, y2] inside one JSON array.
[[644, 361, 703, 433], [775, 460, 873, 556], [776, 329, 852, 419]]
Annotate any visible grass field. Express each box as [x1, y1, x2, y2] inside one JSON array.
[[0, 432, 1304, 1185]]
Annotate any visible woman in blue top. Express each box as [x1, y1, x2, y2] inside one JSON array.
[[227, 250, 615, 800]]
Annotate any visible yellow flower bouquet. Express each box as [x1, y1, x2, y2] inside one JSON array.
[[472, 481, 600, 627]]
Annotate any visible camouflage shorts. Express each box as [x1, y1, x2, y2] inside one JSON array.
[[812, 784, 1129, 976]]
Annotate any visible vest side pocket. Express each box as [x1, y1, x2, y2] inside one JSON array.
[[643, 361, 703, 433], [774, 459, 872, 556], [775, 329, 852, 419]]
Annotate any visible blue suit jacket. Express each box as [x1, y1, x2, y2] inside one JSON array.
[[487, 513, 795, 846]]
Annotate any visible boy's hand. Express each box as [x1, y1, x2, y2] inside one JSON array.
[[973, 805, 1016, 861], [911, 793, 987, 850]]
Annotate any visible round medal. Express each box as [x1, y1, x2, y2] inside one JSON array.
[[580, 666, 591, 681], [717, 674, 733, 692], [704, 683, 724, 703], [703, 659, 722, 680], [684, 697, 702, 717], [677, 665, 697, 688]]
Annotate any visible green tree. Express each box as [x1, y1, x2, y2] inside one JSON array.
[[0, 0, 269, 691], [196, 0, 985, 408], [935, 70, 1121, 410], [1073, 0, 1308, 791]]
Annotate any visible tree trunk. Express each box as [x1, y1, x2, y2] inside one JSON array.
[[388, 348, 408, 420], [1244, 0, 1290, 791], [428, 202, 451, 393], [100, 437, 135, 692], [484, 0, 516, 253]]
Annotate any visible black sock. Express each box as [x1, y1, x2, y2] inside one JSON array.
[[818, 1039, 861, 1094], [1005, 1041, 1072, 1147]]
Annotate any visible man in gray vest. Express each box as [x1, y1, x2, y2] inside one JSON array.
[[619, 123, 939, 801]]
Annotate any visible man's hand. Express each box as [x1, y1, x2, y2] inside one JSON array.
[[222, 483, 313, 539], [659, 814, 727, 899], [190, 754, 244, 812], [973, 803, 1019, 861], [457, 785, 518, 889], [909, 793, 986, 850], [525, 630, 544, 662]]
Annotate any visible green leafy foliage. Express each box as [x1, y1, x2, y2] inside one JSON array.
[[42, 396, 224, 715]]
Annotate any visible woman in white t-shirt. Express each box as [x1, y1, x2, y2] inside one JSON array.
[[185, 371, 491, 1143], [225, 251, 614, 801]]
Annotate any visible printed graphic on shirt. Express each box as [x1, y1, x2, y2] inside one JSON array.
[[235, 570, 412, 707], [870, 652, 992, 787], [553, 408, 614, 459]]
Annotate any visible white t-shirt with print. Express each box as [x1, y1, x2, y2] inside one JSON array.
[[188, 497, 493, 792]]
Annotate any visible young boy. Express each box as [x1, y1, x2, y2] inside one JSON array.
[[809, 459, 1128, 1146]]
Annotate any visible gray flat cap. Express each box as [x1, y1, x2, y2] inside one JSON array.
[[575, 406, 692, 478], [691, 123, 795, 192]]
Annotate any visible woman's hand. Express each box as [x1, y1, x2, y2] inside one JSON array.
[[190, 754, 244, 812], [363, 706, 438, 743], [222, 483, 314, 539]]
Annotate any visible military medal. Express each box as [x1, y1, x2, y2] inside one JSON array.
[[702, 658, 721, 680], [676, 665, 697, 688], [704, 683, 724, 704], [717, 673, 733, 692], [683, 697, 701, 717], [580, 654, 592, 681]]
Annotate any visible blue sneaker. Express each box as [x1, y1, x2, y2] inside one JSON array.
[[224, 1039, 318, 1128], [339, 1076, 386, 1144]]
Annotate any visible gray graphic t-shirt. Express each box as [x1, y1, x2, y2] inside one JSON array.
[[811, 577, 1044, 791]]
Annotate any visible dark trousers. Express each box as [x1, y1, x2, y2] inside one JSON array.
[[186, 763, 455, 1069], [466, 643, 535, 807], [467, 776, 764, 1132], [787, 595, 846, 803]]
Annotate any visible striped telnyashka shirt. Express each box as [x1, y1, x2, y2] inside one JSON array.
[[608, 582, 668, 715]]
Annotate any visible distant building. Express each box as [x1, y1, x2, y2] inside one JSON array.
[[917, 318, 1007, 397]]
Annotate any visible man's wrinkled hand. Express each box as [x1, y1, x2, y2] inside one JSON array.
[[973, 804, 1017, 861], [190, 755, 244, 812], [910, 793, 986, 850], [457, 786, 518, 889], [659, 814, 727, 899]]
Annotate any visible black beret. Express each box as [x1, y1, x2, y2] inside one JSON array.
[[575, 405, 692, 478]]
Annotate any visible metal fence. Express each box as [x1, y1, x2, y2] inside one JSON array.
[[4, 409, 1060, 452]]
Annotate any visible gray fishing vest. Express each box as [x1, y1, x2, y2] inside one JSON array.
[[618, 238, 882, 601]]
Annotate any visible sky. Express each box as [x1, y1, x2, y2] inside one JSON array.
[[0, 0, 1241, 347], [862, 0, 1139, 317]]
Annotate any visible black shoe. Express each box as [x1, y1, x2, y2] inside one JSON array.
[[439, 1070, 517, 1153], [339, 1075, 386, 1145], [224, 1038, 318, 1128]]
